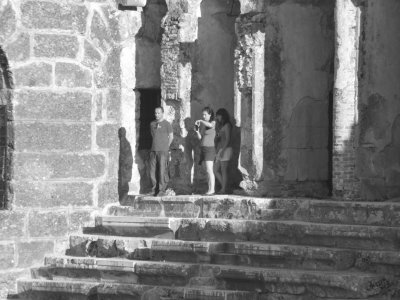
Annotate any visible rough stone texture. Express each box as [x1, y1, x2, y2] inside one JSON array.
[[0, 0, 16, 44], [34, 34, 79, 58], [14, 91, 92, 121], [17, 240, 54, 268], [13, 63, 52, 87], [0, 243, 14, 269], [14, 153, 105, 180], [14, 182, 93, 208], [28, 211, 68, 238], [333, 0, 361, 200], [14, 123, 91, 151], [98, 181, 118, 208], [94, 47, 121, 88], [356, 0, 400, 201], [55, 63, 92, 88], [82, 40, 102, 69], [21, 1, 88, 33], [96, 124, 119, 149], [105, 89, 121, 121], [0, 270, 30, 299], [0, 211, 26, 239], [69, 210, 92, 233], [4, 33, 30, 62]]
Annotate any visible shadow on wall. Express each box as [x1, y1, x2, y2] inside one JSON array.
[[118, 127, 133, 201], [0, 46, 13, 209]]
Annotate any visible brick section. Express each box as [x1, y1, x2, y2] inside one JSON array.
[[14, 181, 93, 208], [55, 63, 92, 88], [96, 124, 119, 149], [0, 243, 15, 269], [17, 240, 54, 267], [0, 211, 26, 239], [14, 90, 92, 121], [106, 89, 121, 120], [21, 1, 88, 33], [4, 33, 30, 62], [13, 62, 52, 87], [333, 0, 361, 200], [34, 34, 79, 58], [14, 123, 91, 151], [14, 153, 105, 180], [28, 211, 68, 238], [0, 0, 16, 44]]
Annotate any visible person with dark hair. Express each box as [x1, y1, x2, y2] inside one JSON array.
[[149, 106, 173, 196], [214, 108, 232, 194], [194, 107, 216, 195]]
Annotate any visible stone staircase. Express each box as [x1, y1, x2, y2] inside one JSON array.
[[15, 195, 400, 299]]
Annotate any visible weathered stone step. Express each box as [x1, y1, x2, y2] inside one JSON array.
[[88, 216, 400, 250], [31, 256, 398, 299], [17, 279, 258, 300], [67, 234, 400, 276], [115, 195, 400, 226], [83, 216, 174, 239]]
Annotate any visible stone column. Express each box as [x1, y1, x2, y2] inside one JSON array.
[[119, 9, 143, 195], [333, 0, 361, 199], [234, 16, 265, 194]]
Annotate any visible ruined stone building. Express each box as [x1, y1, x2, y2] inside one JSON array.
[[0, 0, 400, 299]]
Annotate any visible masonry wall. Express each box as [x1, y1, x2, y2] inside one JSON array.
[[0, 0, 139, 297], [356, 0, 400, 200]]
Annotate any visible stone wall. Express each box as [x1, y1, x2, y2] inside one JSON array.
[[356, 0, 400, 200], [0, 0, 142, 297]]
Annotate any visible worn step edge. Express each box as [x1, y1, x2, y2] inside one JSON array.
[[17, 279, 258, 299], [66, 234, 400, 274], [36, 256, 398, 298]]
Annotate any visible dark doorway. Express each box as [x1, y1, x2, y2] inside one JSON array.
[[138, 89, 161, 150]]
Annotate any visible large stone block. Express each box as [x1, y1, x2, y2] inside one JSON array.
[[21, 1, 88, 33], [98, 181, 118, 208], [0, 243, 14, 269], [28, 211, 68, 237], [69, 210, 92, 232], [55, 62, 92, 88], [34, 34, 79, 58], [14, 153, 105, 180], [14, 181, 93, 208], [82, 40, 102, 69], [14, 90, 92, 121], [14, 122, 91, 151], [96, 124, 119, 149], [0, 211, 26, 239], [106, 89, 121, 120], [94, 47, 121, 88], [4, 33, 30, 62], [17, 240, 54, 267], [0, 0, 16, 43], [13, 62, 52, 87]]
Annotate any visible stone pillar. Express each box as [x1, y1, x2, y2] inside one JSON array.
[[333, 0, 361, 199], [119, 9, 142, 195], [234, 16, 265, 194]]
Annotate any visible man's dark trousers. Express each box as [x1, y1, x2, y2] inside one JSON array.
[[149, 151, 169, 194]]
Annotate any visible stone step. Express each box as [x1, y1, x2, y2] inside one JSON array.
[[31, 256, 398, 299], [67, 234, 400, 276], [115, 195, 400, 227], [87, 216, 400, 250], [83, 216, 174, 239], [17, 279, 258, 300]]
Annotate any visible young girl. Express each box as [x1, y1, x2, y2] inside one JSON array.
[[214, 108, 232, 194], [194, 107, 216, 195]]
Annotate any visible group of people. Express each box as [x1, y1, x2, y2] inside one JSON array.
[[148, 106, 232, 196]]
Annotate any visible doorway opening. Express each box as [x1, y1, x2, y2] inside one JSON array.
[[138, 89, 161, 150]]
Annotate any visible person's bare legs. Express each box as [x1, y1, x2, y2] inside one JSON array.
[[214, 160, 222, 190], [220, 161, 229, 193], [204, 161, 215, 194]]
